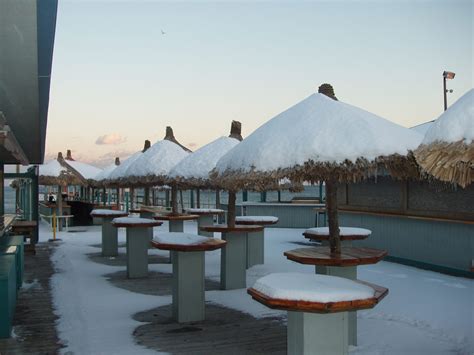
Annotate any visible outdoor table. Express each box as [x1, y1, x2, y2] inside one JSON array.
[[185, 208, 225, 237], [151, 232, 226, 323], [11, 220, 37, 253], [90, 209, 129, 257], [200, 224, 264, 290], [153, 214, 199, 233], [235, 216, 279, 268], [284, 246, 387, 346], [303, 227, 371, 247], [111, 217, 163, 278], [248, 272, 388, 355]]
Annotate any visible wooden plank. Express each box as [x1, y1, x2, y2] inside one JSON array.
[[284, 246, 387, 266], [200, 224, 264, 233], [151, 238, 226, 252]]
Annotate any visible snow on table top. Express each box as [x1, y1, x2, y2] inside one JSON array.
[[305, 227, 372, 236], [169, 136, 240, 180], [153, 232, 211, 245], [108, 150, 142, 180], [91, 209, 128, 216], [423, 89, 474, 145], [236, 216, 279, 223], [39, 159, 68, 177], [185, 208, 225, 213], [112, 217, 157, 225], [125, 139, 189, 178], [216, 93, 423, 173], [66, 160, 102, 180], [253, 273, 375, 303]]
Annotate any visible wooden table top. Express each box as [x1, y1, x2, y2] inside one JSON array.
[[90, 211, 129, 218], [185, 208, 225, 216], [235, 216, 279, 226], [151, 237, 227, 252], [200, 224, 264, 233], [248, 280, 388, 314], [284, 246, 387, 267], [111, 219, 163, 228], [303, 233, 369, 241], [153, 214, 199, 221], [12, 220, 37, 228]]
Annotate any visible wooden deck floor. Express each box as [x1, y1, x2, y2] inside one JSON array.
[[0, 243, 63, 354]]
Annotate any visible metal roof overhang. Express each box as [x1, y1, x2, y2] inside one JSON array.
[[0, 0, 58, 165]]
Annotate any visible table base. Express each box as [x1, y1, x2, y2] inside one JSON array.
[[126, 228, 150, 278], [221, 231, 247, 290], [197, 215, 214, 238], [172, 250, 205, 323], [247, 230, 264, 268], [102, 219, 118, 257], [288, 310, 348, 355]]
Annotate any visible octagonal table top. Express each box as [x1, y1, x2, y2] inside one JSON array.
[[153, 214, 199, 221], [185, 208, 225, 216], [90, 209, 129, 218], [111, 217, 163, 228], [151, 232, 227, 252], [200, 224, 264, 233], [235, 216, 279, 226], [248, 273, 388, 314], [303, 227, 371, 241], [284, 246, 387, 267]]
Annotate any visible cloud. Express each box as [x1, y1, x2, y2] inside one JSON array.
[[188, 142, 197, 148], [86, 150, 135, 168], [95, 133, 127, 145]]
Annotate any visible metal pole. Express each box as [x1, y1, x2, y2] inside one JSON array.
[[443, 75, 447, 111]]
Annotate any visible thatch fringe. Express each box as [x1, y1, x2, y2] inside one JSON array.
[[414, 140, 473, 188], [210, 153, 420, 192]]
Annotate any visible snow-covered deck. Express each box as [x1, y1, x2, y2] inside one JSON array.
[[21, 221, 474, 354]]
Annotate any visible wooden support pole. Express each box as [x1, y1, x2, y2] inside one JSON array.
[[325, 179, 340, 254]]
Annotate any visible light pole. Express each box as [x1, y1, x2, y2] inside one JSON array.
[[443, 71, 455, 111]]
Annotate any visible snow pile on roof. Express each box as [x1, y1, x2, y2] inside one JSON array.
[[39, 159, 68, 177], [305, 227, 371, 236], [411, 121, 434, 136], [125, 139, 189, 179], [253, 273, 375, 303], [108, 151, 142, 181], [170, 136, 240, 180], [154, 232, 210, 245], [423, 89, 474, 145], [94, 163, 118, 181], [66, 160, 102, 180], [216, 93, 423, 174]]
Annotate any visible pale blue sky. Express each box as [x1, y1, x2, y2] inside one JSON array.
[[46, 0, 473, 166]]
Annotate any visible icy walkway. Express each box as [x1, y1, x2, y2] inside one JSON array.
[[42, 221, 473, 355]]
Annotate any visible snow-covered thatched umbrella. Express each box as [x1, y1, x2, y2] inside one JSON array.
[[94, 157, 121, 186], [63, 149, 102, 185], [214, 84, 422, 253], [39, 152, 86, 187], [106, 140, 151, 186], [124, 127, 191, 214], [414, 89, 473, 188], [169, 121, 242, 208]]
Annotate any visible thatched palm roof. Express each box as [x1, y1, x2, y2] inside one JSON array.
[[106, 140, 150, 187], [122, 127, 191, 187], [39, 152, 87, 186], [414, 89, 473, 188], [168, 121, 242, 189], [213, 90, 422, 191]]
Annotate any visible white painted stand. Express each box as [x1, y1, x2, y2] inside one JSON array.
[[140, 211, 155, 241], [172, 250, 205, 323], [169, 220, 184, 233], [288, 311, 348, 355], [246, 229, 264, 268], [126, 227, 151, 278], [102, 218, 118, 257], [221, 231, 247, 290], [197, 215, 214, 237]]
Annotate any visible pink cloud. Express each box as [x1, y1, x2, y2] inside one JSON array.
[[95, 133, 127, 145]]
